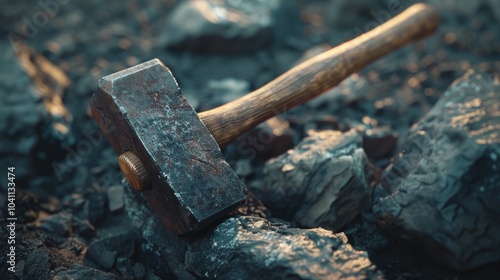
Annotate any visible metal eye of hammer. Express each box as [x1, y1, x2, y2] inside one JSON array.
[[91, 4, 439, 235]]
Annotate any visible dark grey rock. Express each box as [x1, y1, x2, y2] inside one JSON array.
[[237, 116, 297, 159], [53, 264, 116, 280], [73, 217, 97, 239], [39, 212, 72, 243], [185, 216, 380, 279], [132, 263, 146, 280], [260, 129, 372, 231], [86, 192, 108, 224], [23, 249, 51, 280], [123, 182, 380, 279], [107, 185, 124, 213], [362, 126, 399, 159], [162, 0, 298, 53], [374, 69, 500, 270], [84, 230, 137, 271]]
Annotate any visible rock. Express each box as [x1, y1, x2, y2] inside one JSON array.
[[373, 69, 500, 270], [132, 263, 146, 280], [107, 185, 124, 213], [260, 129, 372, 232], [72, 217, 97, 239], [236, 116, 297, 160], [39, 212, 72, 243], [123, 183, 380, 279], [185, 216, 380, 279], [362, 126, 399, 159], [84, 230, 137, 271], [85, 192, 108, 224], [425, 0, 500, 20], [162, 0, 298, 53], [0, 42, 43, 182], [23, 249, 51, 280], [53, 264, 116, 280]]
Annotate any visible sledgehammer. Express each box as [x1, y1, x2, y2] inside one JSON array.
[[90, 4, 439, 235]]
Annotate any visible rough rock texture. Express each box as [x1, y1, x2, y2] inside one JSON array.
[[124, 184, 381, 279], [53, 264, 116, 280], [236, 116, 298, 160], [259, 129, 372, 231], [161, 0, 298, 52], [374, 69, 500, 270], [185, 216, 381, 280]]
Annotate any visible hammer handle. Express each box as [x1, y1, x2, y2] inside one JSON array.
[[199, 3, 439, 147]]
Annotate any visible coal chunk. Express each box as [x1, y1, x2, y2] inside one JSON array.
[[162, 0, 297, 53], [260, 129, 372, 231], [39, 212, 72, 243], [237, 116, 297, 160], [23, 249, 51, 280], [373, 69, 500, 270], [107, 185, 124, 213], [84, 230, 137, 271], [85, 192, 108, 224], [53, 264, 116, 280], [185, 216, 380, 279], [362, 126, 399, 159]]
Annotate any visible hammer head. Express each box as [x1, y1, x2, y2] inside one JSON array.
[[90, 59, 247, 235]]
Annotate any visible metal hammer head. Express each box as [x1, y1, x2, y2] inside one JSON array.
[[90, 59, 247, 235]]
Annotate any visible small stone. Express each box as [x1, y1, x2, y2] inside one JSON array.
[[73, 217, 97, 239], [23, 249, 51, 280], [107, 185, 125, 213], [259, 129, 372, 231], [53, 264, 116, 280], [84, 230, 137, 271], [39, 212, 72, 243], [132, 263, 146, 280], [86, 192, 108, 224], [237, 116, 297, 159]]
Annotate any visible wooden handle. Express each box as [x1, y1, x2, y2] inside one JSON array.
[[198, 3, 439, 147]]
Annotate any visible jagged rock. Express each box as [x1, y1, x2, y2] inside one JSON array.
[[373, 69, 500, 270], [53, 264, 116, 280], [72, 217, 97, 239], [39, 212, 72, 243], [85, 192, 108, 224], [237, 116, 297, 160], [107, 185, 124, 213], [122, 183, 380, 279], [23, 249, 51, 280], [258, 129, 372, 232], [362, 126, 399, 159], [161, 0, 298, 53], [84, 230, 137, 271], [185, 216, 380, 279]]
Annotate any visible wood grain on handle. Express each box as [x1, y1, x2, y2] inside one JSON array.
[[198, 3, 440, 147]]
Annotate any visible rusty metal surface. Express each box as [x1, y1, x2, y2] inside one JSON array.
[[90, 59, 247, 235]]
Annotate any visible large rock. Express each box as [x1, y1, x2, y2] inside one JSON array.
[[374, 69, 500, 269], [185, 216, 380, 279], [124, 184, 381, 279], [161, 0, 298, 53], [259, 129, 372, 231]]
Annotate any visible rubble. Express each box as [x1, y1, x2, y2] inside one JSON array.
[[260, 129, 372, 231], [374, 69, 500, 270]]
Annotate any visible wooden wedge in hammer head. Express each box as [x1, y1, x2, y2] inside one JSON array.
[[90, 4, 440, 235]]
